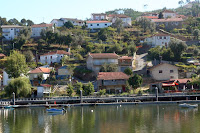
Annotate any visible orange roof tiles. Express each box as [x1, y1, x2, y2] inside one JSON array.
[[89, 53, 119, 59], [119, 56, 133, 60], [97, 72, 129, 80], [0, 54, 6, 57], [29, 67, 51, 74]]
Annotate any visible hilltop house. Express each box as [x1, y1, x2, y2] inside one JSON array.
[[86, 53, 119, 74], [144, 33, 171, 47], [91, 13, 108, 20], [162, 10, 177, 19], [39, 50, 71, 65], [97, 72, 129, 93], [86, 21, 111, 29], [28, 67, 51, 86], [1, 25, 24, 40], [31, 24, 54, 38], [108, 14, 132, 27], [151, 18, 183, 30], [51, 18, 84, 27], [149, 63, 178, 81]]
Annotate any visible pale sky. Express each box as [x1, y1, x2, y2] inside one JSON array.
[[0, 0, 192, 24]]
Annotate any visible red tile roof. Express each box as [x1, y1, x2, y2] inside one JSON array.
[[152, 18, 183, 22], [97, 72, 129, 80], [86, 21, 111, 23], [29, 67, 51, 74], [108, 14, 130, 18], [170, 79, 192, 84], [40, 50, 71, 56], [32, 24, 53, 28], [89, 53, 119, 59], [143, 16, 158, 19]]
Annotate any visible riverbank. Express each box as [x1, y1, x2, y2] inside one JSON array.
[[1, 100, 200, 108]]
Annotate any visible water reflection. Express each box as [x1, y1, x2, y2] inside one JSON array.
[[0, 105, 200, 133]]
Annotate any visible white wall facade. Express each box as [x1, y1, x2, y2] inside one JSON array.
[[39, 54, 65, 65], [2, 27, 23, 40], [31, 26, 54, 38], [87, 22, 111, 29], [112, 17, 132, 27], [145, 35, 171, 47], [163, 13, 176, 18], [51, 20, 64, 27]]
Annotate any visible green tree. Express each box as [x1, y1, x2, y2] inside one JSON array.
[[5, 50, 29, 78], [158, 12, 164, 19], [75, 82, 83, 95], [127, 41, 137, 55], [193, 29, 200, 40], [83, 82, 94, 96], [67, 84, 74, 97], [169, 39, 187, 61], [99, 89, 106, 96], [23, 50, 34, 62], [26, 19, 34, 26], [64, 21, 74, 29], [124, 67, 133, 75], [128, 74, 143, 89], [98, 28, 109, 41], [20, 18, 27, 25], [5, 77, 31, 98], [100, 63, 118, 72]]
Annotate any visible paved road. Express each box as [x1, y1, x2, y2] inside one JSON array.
[[133, 53, 148, 72]]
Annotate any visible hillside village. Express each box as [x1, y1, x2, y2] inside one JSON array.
[[2, 1, 200, 98]]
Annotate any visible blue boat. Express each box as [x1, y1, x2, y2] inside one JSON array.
[[46, 108, 65, 113]]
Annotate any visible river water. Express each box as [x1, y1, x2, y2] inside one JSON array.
[[0, 104, 200, 133]]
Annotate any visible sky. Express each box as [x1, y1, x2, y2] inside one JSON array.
[[0, 0, 191, 24]]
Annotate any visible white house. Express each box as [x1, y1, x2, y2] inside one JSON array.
[[31, 24, 54, 38], [39, 50, 71, 65], [144, 33, 171, 47], [162, 10, 177, 18], [37, 84, 51, 97], [108, 14, 132, 27], [91, 13, 108, 20], [86, 53, 119, 74], [51, 18, 84, 27], [1, 25, 24, 40], [149, 63, 178, 81], [86, 21, 111, 29]]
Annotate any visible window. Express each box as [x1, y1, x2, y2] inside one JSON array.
[[164, 37, 166, 39], [105, 24, 107, 26], [90, 24, 93, 26], [170, 76, 174, 79], [11, 29, 13, 30], [159, 70, 162, 73], [160, 37, 162, 39], [170, 70, 174, 73], [51, 56, 52, 59], [97, 24, 99, 26], [45, 57, 47, 59]]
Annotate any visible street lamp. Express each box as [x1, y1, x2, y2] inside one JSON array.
[[155, 87, 158, 102], [13, 92, 15, 105]]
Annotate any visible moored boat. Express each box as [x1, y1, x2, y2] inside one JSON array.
[[179, 103, 198, 108], [46, 108, 65, 113]]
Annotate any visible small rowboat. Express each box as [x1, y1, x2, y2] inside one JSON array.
[[46, 108, 65, 113], [179, 103, 198, 108]]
